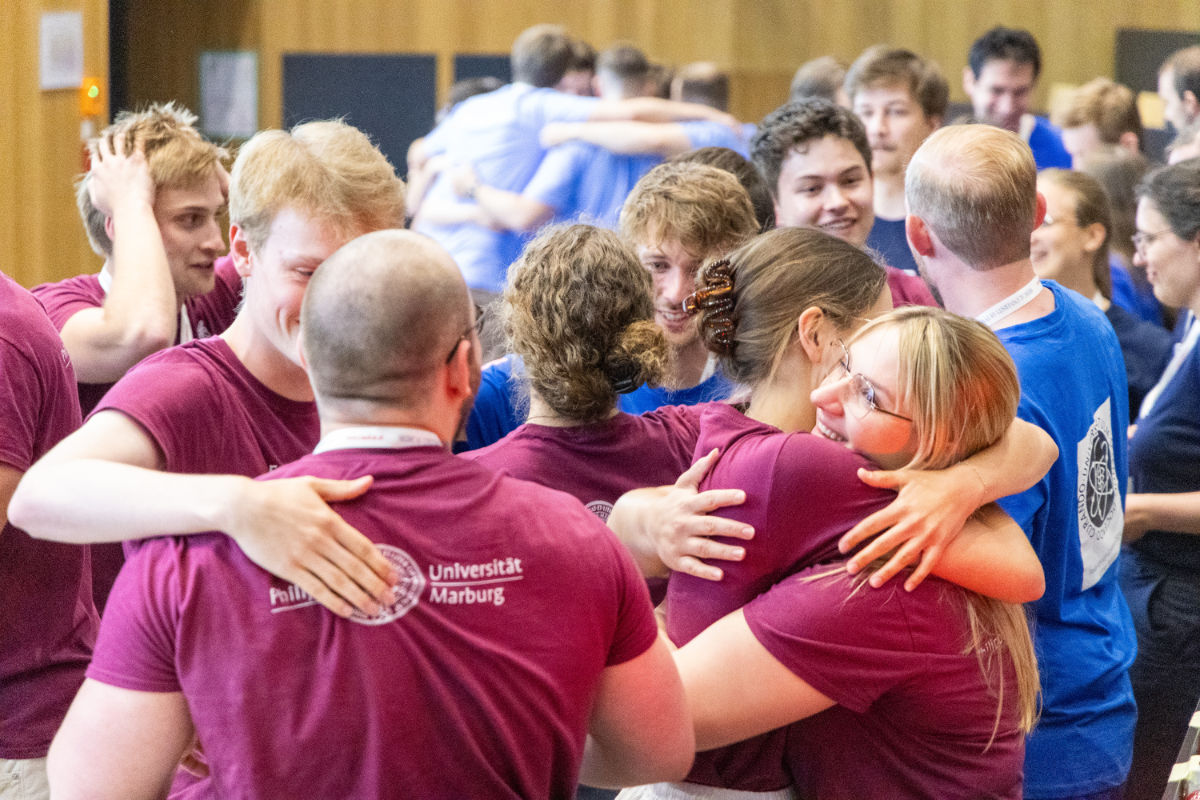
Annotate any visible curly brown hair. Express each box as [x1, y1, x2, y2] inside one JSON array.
[[502, 224, 668, 423]]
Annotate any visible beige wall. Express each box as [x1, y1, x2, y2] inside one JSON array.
[[3, 0, 107, 289], [13, 0, 1200, 286]]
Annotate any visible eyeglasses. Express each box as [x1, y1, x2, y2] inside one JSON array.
[[444, 303, 485, 364], [1132, 228, 1173, 254], [1040, 214, 1077, 229], [833, 340, 912, 422]]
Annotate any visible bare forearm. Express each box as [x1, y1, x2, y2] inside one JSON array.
[[957, 418, 1057, 503], [593, 97, 736, 127], [931, 504, 1045, 603], [548, 121, 693, 156], [11, 460, 248, 543], [474, 185, 553, 232], [1127, 492, 1200, 535]]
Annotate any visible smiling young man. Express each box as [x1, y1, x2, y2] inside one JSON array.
[[35, 103, 237, 418], [13, 121, 406, 660], [960, 26, 1071, 170], [751, 98, 935, 306], [846, 46, 947, 276]]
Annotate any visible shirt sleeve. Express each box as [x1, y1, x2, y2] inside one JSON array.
[[0, 339, 40, 472], [523, 143, 587, 213], [743, 565, 933, 713], [32, 278, 104, 332], [86, 539, 183, 692], [679, 120, 749, 155]]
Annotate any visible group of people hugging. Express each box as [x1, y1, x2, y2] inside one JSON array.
[[5, 18, 1200, 800]]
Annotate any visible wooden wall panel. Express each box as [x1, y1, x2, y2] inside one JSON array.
[[3, 0, 107, 289]]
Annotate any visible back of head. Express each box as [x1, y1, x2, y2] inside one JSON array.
[[644, 62, 675, 99], [301, 229, 468, 411], [845, 45, 949, 121], [503, 224, 667, 422], [789, 56, 847, 105], [668, 147, 775, 232], [671, 61, 730, 111], [967, 26, 1041, 80], [229, 119, 406, 253], [565, 37, 597, 75], [1051, 77, 1142, 147], [440, 77, 504, 122], [77, 101, 227, 258], [1164, 46, 1200, 101], [619, 161, 759, 259], [511, 24, 573, 88], [752, 99, 873, 196], [906, 125, 1037, 269], [596, 43, 651, 99], [1039, 168, 1114, 298], [856, 307, 1019, 470], [694, 227, 886, 388], [1137, 158, 1200, 241], [1077, 146, 1149, 262]]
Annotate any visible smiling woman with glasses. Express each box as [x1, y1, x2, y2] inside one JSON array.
[[1118, 157, 1200, 800], [606, 228, 1055, 800]]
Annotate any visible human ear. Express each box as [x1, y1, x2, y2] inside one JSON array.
[[230, 224, 253, 278], [1081, 222, 1106, 254], [906, 215, 934, 257], [796, 306, 830, 365]]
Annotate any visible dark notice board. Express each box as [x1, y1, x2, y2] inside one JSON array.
[[453, 54, 511, 84], [282, 53, 437, 179], [1115, 29, 1200, 159]]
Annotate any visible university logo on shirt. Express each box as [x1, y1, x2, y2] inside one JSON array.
[[1076, 397, 1121, 591], [269, 543, 425, 625]]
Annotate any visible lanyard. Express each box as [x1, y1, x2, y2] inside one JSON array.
[[1139, 311, 1198, 421], [975, 277, 1043, 329], [313, 426, 444, 454]]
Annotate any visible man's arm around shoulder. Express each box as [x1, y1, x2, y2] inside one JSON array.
[[49, 679, 193, 800], [579, 631, 694, 788]]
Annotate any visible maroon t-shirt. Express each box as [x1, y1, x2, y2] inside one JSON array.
[[0, 272, 95, 759], [886, 265, 937, 308], [746, 566, 1025, 799], [94, 336, 318, 478], [466, 406, 703, 603], [88, 446, 658, 798], [33, 254, 242, 416], [666, 402, 894, 790], [465, 405, 701, 516]]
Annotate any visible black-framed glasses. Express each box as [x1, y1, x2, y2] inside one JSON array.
[[834, 340, 912, 422], [444, 303, 485, 364], [1132, 228, 1172, 254]]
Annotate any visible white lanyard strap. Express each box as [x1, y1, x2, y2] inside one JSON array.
[[314, 426, 444, 454], [1140, 312, 1199, 420], [975, 277, 1043, 329]]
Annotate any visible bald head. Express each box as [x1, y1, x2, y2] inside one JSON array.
[[906, 125, 1037, 269], [301, 230, 471, 410]]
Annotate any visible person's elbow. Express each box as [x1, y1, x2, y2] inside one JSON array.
[[7, 467, 50, 539]]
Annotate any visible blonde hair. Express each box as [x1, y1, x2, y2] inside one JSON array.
[[503, 224, 668, 422], [1052, 77, 1142, 148], [619, 162, 758, 259], [697, 227, 887, 388], [229, 119, 406, 253], [76, 102, 227, 257], [850, 307, 1019, 471], [838, 307, 1037, 738], [906, 125, 1037, 270]]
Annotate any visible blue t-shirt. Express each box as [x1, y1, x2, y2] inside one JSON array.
[[415, 84, 599, 293], [994, 281, 1136, 797], [459, 354, 526, 453], [1128, 320, 1200, 571], [865, 217, 919, 275], [460, 355, 736, 451], [617, 370, 735, 415], [524, 119, 748, 231], [1110, 255, 1164, 326], [1027, 115, 1072, 170], [1105, 302, 1172, 419], [525, 144, 663, 230]]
